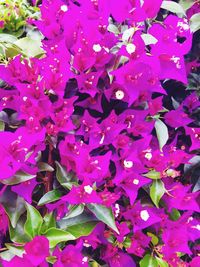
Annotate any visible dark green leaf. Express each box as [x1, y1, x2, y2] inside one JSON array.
[[67, 221, 98, 238], [150, 180, 166, 208], [55, 161, 69, 184], [41, 212, 56, 234], [44, 228, 76, 248], [38, 162, 54, 172], [58, 212, 97, 229], [87, 204, 119, 234], [38, 189, 62, 206], [55, 161, 77, 189], [24, 203, 43, 238], [9, 216, 31, 244], [63, 204, 84, 220], [1, 171, 35, 185], [4, 196, 26, 228], [169, 208, 181, 221]]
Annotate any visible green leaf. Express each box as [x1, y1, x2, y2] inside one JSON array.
[[155, 257, 169, 267], [122, 27, 135, 42], [4, 43, 22, 58], [24, 203, 43, 238], [58, 212, 97, 229], [140, 254, 158, 267], [161, 1, 186, 17], [87, 204, 119, 234], [150, 180, 166, 208], [190, 13, 200, 33], [147, 232, 159, 246], [5, 243, 24, 257], [179, 0, 195, 11], [141, 34, 158, 45], [46, 256, 57, 264], [55, 161, 77, 189], [14, 37, 44, 57], [0, 250, 14, 261], [143, 170, 161, 180], [38, 162, 54, 172], [155, 119, 169, 151], [55, 161, 68, 184], [169, 208, 181, 221], [44, 228, 76, 248], [123, 236, 132, 248], [1, 171, 35, 185], [89, 261, 100, 267], [107, 24, 120, 35], [63, 204, 85, 220], [41, 212, 56, 234], [9, 216, 31, 244], [38, 189, 62, 206], [0, 121, 5, 131], [4, 196, 26, 228], [67, 221, 97, 238], [0, 33, 18, 43]]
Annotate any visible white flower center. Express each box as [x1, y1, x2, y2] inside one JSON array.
[[84, 185, 93, 194], [60, 5, 68, 12], [144, 152, 152, 160], [115, 90, 125, 100], [82, 257, 88, 264], [114, 203, 120, 217], [133, 179, 139, 185], [123, 160, 133, 168], [171, 56, 181, 69], [93, 44, 102, 52], [140, 210, 150, 221]]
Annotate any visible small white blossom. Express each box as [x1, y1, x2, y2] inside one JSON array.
[[133, 179, 139, 185], [144, 152, 152, 160], [140, 210, 150, 221], [82, 257, 88, 264], [93, 44, 102, 52], [84, 185, 93, 194], [60, 5, 68, 12], [115, 90, 125, 100], [123, 160, 133, 168]]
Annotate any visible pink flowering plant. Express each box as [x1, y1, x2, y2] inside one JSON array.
[[0, 0, 200, 266]]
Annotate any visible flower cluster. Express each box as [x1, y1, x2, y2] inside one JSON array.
[[0, 0, 200, 267]]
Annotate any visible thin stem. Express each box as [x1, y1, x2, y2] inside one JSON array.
[[44, 143, 54, 193]]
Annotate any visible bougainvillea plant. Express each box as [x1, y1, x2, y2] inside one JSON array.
[[0, 0, 200, 266]]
